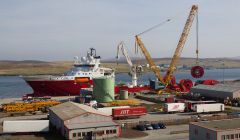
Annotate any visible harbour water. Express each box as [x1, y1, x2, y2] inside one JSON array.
[[0, 68, 240, 98]]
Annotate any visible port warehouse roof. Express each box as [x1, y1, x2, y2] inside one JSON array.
[[190, 84, 240, 99], [49, 102, 118, 129], [49, 102, 109, 120], [190, 119, 240, 131]]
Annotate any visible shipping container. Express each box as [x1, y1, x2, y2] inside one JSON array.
[[3, 120, 49, 133], [112, 107, 147, 119], [192, 103, 224, 113], [185, 100, 216, 111], [164, 103, 185, 113], [97, 106, 130, 116]]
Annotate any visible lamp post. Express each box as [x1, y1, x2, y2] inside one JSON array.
[[222, 60, 225, 84]]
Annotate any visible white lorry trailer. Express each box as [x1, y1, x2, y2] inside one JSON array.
[[3, 120, 49, 133], [164, 103, 185, 113], [192, 103, 224, 113]]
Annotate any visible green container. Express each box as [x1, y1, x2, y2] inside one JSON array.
[[120, 90, 128, 100], [93, 76, 115, 103]]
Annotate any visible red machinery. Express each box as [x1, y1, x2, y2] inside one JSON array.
[[191, 66, 204, 78], [195, 79, 219, 86], [112, 107, 147, 119], [165, 77, 193, 92], [179, 79, 193, 92]]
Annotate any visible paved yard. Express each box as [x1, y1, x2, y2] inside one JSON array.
[[118, 124, 189, 140]]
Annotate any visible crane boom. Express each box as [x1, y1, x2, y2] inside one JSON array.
[[117, 41, 133, 66], [116, 41, 138, 86], [135, 35, 164, 83], [165, 5, 198, 85]]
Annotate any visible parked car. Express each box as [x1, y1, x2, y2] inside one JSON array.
[[151, 123, 160, 129], [144, 124, 153, 130], [158, 123, 166, 129], [136, 124, 146, 131]]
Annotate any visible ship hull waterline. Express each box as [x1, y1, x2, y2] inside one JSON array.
[[25, 80, 150, 97]]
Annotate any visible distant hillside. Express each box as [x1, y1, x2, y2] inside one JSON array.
[[228, 56, 240, 60], [104, 57, 240, 68], [0, 60, 68, 76], [0, 60, 50, 69], [0, 58, 240, 76]]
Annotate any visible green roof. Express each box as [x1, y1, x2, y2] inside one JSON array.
[[191, 84, 240, 93], [191, 119, 240, 131]]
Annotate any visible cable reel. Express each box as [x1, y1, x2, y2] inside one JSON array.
[[191, 9, 204, 78]]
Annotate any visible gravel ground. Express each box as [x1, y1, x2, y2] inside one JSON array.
[[118, 124, 189, 140], [120, 129, 148, 139]]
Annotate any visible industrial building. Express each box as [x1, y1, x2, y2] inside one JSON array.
[[49, 102, 120, 140], [191, 84, 240, 99], [189, 119, 240, 140]]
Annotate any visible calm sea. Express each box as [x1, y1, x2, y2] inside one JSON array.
[[0, 68, 240, 98]]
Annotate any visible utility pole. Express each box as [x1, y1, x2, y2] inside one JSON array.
[[222, 59, 225, 84]]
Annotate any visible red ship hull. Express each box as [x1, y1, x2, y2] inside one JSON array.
[[25, 80, 93, 97], [25, 79, 150, 97]]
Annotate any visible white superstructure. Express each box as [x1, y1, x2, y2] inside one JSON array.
[[52, 48, 115, 81]]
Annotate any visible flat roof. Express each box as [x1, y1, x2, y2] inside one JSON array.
[[185, 100, 216, 103], [191, 119, 240, 131], [191, 84, 240, 93]]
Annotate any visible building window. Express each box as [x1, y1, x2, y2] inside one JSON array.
[[226, 135, 230, 139], [82, 132, 86, 137], [78, 132, 81, 137], [73, 133, 76, 137], [231, 134, 234, 139], [221, 135, 225, 140], [106, 130, 109, 134], [206, 133, 210, 139], [96, 131, 104, 136], [113, 129, 117, 134], [110, 130, 113, 134]]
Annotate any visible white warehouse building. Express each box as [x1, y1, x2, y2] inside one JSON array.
[[49, 102, 120, 140]]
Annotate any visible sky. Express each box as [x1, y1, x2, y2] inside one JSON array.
[[0, 0, 240, 61]]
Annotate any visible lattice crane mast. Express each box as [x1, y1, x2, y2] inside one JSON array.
[[135, 36, 164, 84], [164, 5, 198, 86], [135, 5, 198, 92]]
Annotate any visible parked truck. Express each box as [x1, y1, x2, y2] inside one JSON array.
[[192, 103, 224, 113], [112, 107, 147, 119], [164, 103, 185, 113], [97, 106, 130, 116]]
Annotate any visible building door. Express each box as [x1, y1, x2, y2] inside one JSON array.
[[83, 132, 92, 140]]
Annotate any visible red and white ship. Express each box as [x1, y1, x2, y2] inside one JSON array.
[[23, 48, 150, 97]]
